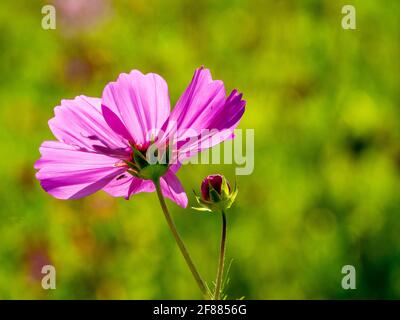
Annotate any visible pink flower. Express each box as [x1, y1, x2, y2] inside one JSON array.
[[35, 67, 246, 207]]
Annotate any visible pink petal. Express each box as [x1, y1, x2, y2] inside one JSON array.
[[102, 174, 134, 198], [160, 171, 188, 208], [128, 178, 155, 197], [101, 70, 171, 145], [35, 141, 125, 199], [176, 89, 246, 161], [105, 171, 187, 208], [163, 67, 226, 141], [103, 163, 182, 200], [173, 129, 234, 163], [162, 67, 246, 162], [208, 89, 246, 132], [103, 175, 157, 200], [48, 95, 130, 157]]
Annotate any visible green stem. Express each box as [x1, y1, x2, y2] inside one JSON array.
[[214, 210, 227, 300], [154, 179, 209, 299]]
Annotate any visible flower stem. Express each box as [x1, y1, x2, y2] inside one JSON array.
[[214, 210, 227, 300], [154, 179, 209, 299]]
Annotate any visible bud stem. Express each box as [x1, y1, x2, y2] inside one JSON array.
[[214, 210, 227, 300], [154, 179, 209, 299]]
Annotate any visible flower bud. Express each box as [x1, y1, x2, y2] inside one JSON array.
[[201, 174, 229, 201], [193, 174, 238, 212]]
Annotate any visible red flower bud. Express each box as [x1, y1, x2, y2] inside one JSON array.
[[201, 174, 231, 201], [194, 174, 237, 212]]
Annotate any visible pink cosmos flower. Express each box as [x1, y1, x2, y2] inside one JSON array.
[[35, 67, 246, 208]]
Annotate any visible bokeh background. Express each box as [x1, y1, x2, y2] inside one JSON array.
[[0, 0, 399, 299]]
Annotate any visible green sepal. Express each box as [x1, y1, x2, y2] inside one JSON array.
[[138, 163, 169, 181], [132, 147, 149, 170], [191, 206, 212, 212], [208, 182, 222, 202], [123, 160, 140, 170], [220, 176, 231, 199]]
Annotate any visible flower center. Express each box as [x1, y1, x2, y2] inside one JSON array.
[[123, 141, 169, 182]]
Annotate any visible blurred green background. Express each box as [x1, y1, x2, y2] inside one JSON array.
[[0, 0, 399, 299]]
